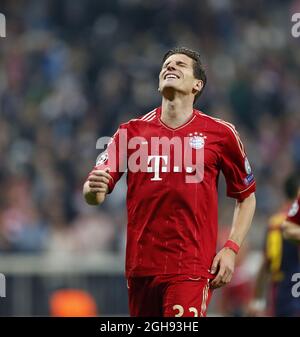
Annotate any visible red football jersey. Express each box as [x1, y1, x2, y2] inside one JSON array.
[[287, 197, 300, 225], [92, 107, 256, 279]]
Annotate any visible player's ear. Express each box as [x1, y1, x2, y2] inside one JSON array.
[[194, 79, 203, 93]]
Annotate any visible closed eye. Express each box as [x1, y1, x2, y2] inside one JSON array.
[[162, 62, 170, 69], [162, 61, 187, 69], [177, 61, 187, 67]]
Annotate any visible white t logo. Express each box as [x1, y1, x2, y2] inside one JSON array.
[[147, 155, 168, 181]]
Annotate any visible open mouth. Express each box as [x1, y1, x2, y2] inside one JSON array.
[[164, 73, 180, 80]]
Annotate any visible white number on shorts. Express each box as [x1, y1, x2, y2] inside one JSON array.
[[189, 307, 198, 317], [172, 305, 198, 317], [172, 305, 184, 317]]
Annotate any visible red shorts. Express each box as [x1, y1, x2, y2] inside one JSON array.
[[127, 274, 213, 317]]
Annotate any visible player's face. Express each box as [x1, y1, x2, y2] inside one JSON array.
[[159, 53, 202, 99]]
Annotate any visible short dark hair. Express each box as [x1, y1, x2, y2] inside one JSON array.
[[162, 47, 207, 102]]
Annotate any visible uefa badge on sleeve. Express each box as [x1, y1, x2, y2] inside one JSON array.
[[96, 151, 108, 166], [244, 157, 254, 185], [244, 157, 252, 174]]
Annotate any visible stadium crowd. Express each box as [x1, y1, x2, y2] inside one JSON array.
[[0, 0, 299, 272]]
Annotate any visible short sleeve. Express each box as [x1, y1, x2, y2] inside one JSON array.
[[220, 124, 256, 202], [286, 197, 300, 225], [90, 126, 127, 193]]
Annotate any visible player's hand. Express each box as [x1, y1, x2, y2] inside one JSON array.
[[210, 247, 236, 289], [88, 168, 111, 193], [87, 168, 112, 203]]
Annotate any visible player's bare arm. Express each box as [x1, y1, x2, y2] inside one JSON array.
[[83, 168, 112, 205], [210, 192, 256, 289], [282, 220, 300, 241]]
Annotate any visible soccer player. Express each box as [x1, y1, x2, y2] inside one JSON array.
[[248, 174, 300, 316], [83, 47, 256, 317]]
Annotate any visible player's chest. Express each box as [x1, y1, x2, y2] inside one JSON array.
[[126, 127, 222, 179]]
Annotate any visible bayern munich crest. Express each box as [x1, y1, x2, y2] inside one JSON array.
[[188, 132, 207, 149]]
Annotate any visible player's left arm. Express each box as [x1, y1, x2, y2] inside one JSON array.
[[210, 192, 256, 289], [211, 124, 256, 289]]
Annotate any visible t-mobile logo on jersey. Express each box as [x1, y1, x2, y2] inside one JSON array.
[[96, 129, 205, 183], [147, 156, 168, 181], [147, 155, 201, 183]]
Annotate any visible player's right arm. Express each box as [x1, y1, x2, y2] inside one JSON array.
[[83, 168, 112, 205], [83, 126, 126, 206]]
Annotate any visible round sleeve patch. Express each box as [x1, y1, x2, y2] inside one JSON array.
[[244, 157, 252, 174], [96, 151, 108, 166]]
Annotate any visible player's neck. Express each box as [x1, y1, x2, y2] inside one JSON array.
[[161, 96, 194, 129]]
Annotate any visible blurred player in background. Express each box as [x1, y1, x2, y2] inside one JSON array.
[[282, 191, 300, 241], [217, 228, 254, 316], [83, 47, 256, 317], [248, 173, 300, 316]]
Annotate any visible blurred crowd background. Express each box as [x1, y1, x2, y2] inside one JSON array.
[[0, 0, 300, 316]]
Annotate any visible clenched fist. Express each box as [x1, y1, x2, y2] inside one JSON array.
[[83, 168, 112, 205]]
